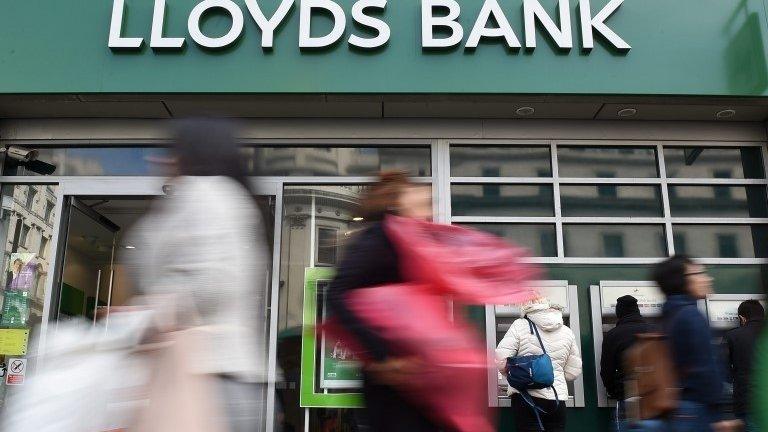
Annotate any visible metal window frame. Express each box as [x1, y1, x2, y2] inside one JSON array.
[[2, 138, 767, 432]]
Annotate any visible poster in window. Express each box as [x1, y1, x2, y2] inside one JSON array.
[[6, 253, 38, 292]]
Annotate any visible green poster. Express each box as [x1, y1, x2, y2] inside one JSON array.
[[317, 280, 364, 389], [0, 291, 29, 328], [300, 268, 364, 408]]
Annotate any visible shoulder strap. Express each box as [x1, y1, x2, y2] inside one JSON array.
[[525, 317, 547, 355]]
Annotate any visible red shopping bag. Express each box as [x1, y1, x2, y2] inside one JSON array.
[[337, 283, 495, 432], [383, 215, 540, 305]]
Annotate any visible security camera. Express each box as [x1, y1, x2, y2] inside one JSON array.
[[3, 146, 38, 163]]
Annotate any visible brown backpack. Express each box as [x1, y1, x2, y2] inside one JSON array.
[[623, 333, 680, 421]]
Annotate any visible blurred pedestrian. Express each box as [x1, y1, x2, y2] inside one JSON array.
[[496, 298, 582, 432], [723, 300, 764, 431], [127, 118, 271, 432], [327, 172, 439, 432], [652, 255, 739, 432], [600, 295, 653, 432]]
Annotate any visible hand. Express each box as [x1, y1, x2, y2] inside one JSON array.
[[713, 420, 743, 432], [367, 357, 423, 387]]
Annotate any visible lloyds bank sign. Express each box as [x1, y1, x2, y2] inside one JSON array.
[[108, 0, 630, 52]]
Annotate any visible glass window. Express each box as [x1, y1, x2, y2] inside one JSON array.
[[557, 146, 658, 178], [563, 224, 667, 257], [450, 146, 551, 177], [316, 227, 339, 266], [461, 224, 557, 257], [664, 146, 765, 179], [5, 147, 173, 176], [0, 184, 58, 408], [25, 187, 36, 209], [19, 224, 30, 248], [248, 146, 431, 177], [668, 186, 768, 218], [560, 185, 663, 217], [673, 225, 768, 258], [44, 201, 55, 223], [5, 146, 432, 178], [451, 184, 554, 217]]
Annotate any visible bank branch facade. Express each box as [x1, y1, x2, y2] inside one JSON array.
[[0, 0, 768, 431]]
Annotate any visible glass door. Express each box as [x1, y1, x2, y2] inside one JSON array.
[[52, 198, 118, 323]]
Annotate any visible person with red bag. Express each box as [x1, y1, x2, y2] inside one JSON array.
[[327, 172, 539, 432]]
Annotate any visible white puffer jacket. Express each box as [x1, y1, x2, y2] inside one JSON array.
[[495, 301, 583, 401]]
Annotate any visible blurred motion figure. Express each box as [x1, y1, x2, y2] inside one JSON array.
[[127, 118, 271, 431]]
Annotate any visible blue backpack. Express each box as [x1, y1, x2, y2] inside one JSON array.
[[505, 317, 558, 430]]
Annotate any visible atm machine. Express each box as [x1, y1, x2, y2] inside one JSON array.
[[590, 281, 667, 408], [702, 294, 767, 411], [485, 280, 585, 408]]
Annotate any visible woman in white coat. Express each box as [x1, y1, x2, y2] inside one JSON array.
[[496, 298, 582, 432], [128, 119, 271, 432]]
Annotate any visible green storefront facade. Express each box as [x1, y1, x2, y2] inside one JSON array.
[[1, 1, 768, 432]]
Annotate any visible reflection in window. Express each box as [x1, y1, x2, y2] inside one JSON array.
[[461, 224, 557, 257], [450, 146, 552, 177], [668, 186, 768, 218], [0, 184, 58, 408], [673, 225, 768, 258], [451, 185, 554, 217], [664, 147, 765, 179], [249, 146, 431, 177], [316, 227, 339, 266], [5, 147, 173, 176], [563, 225, 667, 257], [558, 147, 658, 178], [560, 185, 663, 217]]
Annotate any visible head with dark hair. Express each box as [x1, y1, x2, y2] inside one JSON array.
[[652, 255, 712, 299], [172, 118, 249, 182], [738, 299, 765, 323]]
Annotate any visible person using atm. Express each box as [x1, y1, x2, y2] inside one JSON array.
[[600, 295, 653, 431], [723, 300, 764, 431]]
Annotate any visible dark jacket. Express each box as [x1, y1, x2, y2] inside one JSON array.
[[600, 313, 653, 400], [326, 222, 402, 362], [724, 319, 763, 416], [663, 295, 723, 415]]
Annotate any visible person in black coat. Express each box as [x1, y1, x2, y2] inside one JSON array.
[[724, 300, 764, 429], [326, 172, 438, 432], [600, 295, 653, 402]]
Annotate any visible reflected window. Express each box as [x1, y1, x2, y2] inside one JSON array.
[[668, 186, 768, 218], [450, 146, 552, 177], [560, 185, 663, 217], [664, 147, 765, 179], [249, 146, 431, 177], [461, 223, 557, 257], [316, 227, 339, 266], [558, 147, 658, 178], [451, 184, 554, 217], [563, 224, 667, 257], [673, 225, 768, 258]]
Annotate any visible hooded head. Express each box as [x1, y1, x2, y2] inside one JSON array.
[[521, 297, 564, 332], [615, 295, 640, 319]]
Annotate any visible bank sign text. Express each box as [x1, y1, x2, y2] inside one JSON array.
[[109, 0, 630, 52]]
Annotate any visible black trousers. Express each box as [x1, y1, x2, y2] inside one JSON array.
[[361, 377, 441, 432], [510, 394, 566, 432]]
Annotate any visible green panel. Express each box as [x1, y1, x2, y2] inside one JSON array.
[[300, 267, 365, 408], [59, 283, 85, 317], [489, 264, 766, 432], [1, 0, 768, 94]]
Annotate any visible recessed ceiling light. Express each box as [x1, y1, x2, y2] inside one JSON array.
[[515, 106, 535, 116], [123, 245, 136, 249], [617, 108, 637, 117], [715, 109, 736, 119], [352, 217, 364, 221]]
